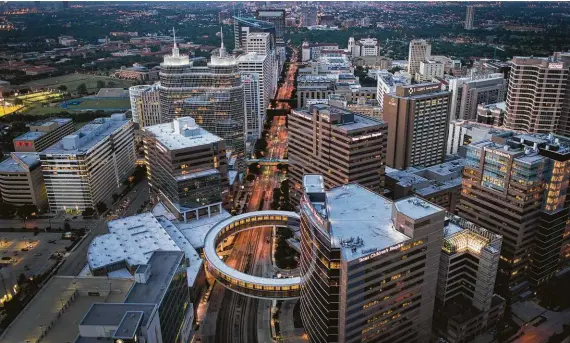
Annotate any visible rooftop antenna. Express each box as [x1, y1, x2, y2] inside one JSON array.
[[172, 27, 179, 57], [219, 26, 227, 57]]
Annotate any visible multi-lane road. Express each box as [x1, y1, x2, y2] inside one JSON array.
[[57, 180, 150, 276], [200, 49, 297, 343]]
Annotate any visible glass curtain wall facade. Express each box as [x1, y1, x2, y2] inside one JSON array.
[[458, 132, 570, 293], [159, 46, 245, 170]]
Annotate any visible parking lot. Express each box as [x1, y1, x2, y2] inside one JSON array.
[[0, 232, 71, 278]]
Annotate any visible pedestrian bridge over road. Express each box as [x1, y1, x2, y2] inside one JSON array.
[[203, 210, 301, 299], [246, 158, 288, 165]]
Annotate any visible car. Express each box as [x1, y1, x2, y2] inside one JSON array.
[[48, 240, 56, 244], [20, 248, 28, 252], [34, 253, 42, 256]]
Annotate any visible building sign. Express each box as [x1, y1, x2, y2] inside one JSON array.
[[484, 147, 511, 159], [548, 63, 564, 69], [358, 243, 404, 263], [401, 83, 441, 97]]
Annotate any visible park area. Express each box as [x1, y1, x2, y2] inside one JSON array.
[[21, 73, 135, 94], [59, 97, 130, 112]]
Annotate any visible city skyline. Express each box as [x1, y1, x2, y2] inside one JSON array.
[[0, 2, 569, 343]]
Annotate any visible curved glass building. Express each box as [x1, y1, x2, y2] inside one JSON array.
[[159, 40, 245, 170]]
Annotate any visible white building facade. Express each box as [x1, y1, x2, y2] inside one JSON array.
[[40, 114, 135, 211], [408, 39, 432, 77]]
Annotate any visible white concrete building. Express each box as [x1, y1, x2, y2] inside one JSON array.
[[408, 39, 432, 76], [448, 73, 506, 121], [245, 32, 271, 55], [237, 52, 275, 122], [40, 114, 135, 211], [376, 70, 410, 112], [446, 119, 510, 155], [415, 59, 445, 82], [350, 37, 380, 57], [129, 84, 161, 128], [241, 73, 262, 139]]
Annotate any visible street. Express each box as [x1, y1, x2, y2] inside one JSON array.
[[56, 180, 150, 276], [199, 48, 299, 343]]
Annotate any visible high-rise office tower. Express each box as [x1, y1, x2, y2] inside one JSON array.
[[384, 83, 451, 169], [237, 52, 275, 124], [407, 39, 431, 77], [434, 215, 505, 343], [505, 57, 568, 134], [465, 6, 474, 30], [129, 84, 161, 128], [13, 118, 74, 153], [241, 73, 262, 140], [245, 32, 272, 55], [288, 104, 387, 202], [233, 16, 276, 51], [159, 35, 246, 169], [458, 132, 570, 292], [299, 174, 445, 343], [143, 117, 228, 222], [40, 114, 135, 211], [0, 152, 47, 210], [448, 73, 507, 121], [158, 31, 192, 122], [255, 9, 285, 41]]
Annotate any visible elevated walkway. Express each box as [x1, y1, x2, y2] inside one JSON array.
[[204, 211, 301, 299]]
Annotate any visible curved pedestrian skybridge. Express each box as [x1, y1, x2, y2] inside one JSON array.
[[203, 210, 301, 299]]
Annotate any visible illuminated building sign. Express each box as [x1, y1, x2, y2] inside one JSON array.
[[484, 147, 511, 159], [358, 243, 405, 263], [548, 63, 564, 69], [400, 83, 441, 97], [351, 132, 383, 142]]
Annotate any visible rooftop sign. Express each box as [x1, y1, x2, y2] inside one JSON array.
[[398, 83, 441, 97]]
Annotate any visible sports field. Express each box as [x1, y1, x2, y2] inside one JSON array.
[[22, 74, 135, 94], [60, 97, 131, 111]]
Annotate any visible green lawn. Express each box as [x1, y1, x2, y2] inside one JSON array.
[[23, 106, 68, 115], [65, 98, 131, 110], [22, 74, 135, 94]]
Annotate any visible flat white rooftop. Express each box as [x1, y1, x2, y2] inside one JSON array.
[[0, 152, 40, 172], [144, 121, 223, 151], [394, 197, 442, 220], [326, 184, 411, 261], [42, 114, 130, 155], [237, 52, 269, 63], [88, 212, 201, 272]]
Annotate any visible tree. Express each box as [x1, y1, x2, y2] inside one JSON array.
[[57, 85, 68, 92], [0, 202, 16, 219], [76, 83, 88, 95], [107, 81, 116, 88], [96, 80, 106, 89], [82, 207, 95, 217], [248, 163, 261, 175], [16, 204, 37, 220], [96, 201, 107, 214]]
